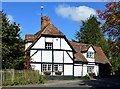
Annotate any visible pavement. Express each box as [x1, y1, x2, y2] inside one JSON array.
[[2, 76, 120, 89]]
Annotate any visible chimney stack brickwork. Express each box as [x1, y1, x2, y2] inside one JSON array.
[[41, 16, 51, 30]]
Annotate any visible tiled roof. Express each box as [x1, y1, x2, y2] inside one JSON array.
[[70, 42, 111, 65], [25, 16, 111, 65], [25, 34, 35, 42], [25, 16, 64, 51]]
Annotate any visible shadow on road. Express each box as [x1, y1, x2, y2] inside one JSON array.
[[82, 76, 120, 89]]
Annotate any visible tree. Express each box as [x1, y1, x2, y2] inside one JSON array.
[[74, 15, 108, 55], [108, 37, 120, 75], [1, 11, 25, 69], [97, 2, 120, 39], [97, 2, 120, 75]]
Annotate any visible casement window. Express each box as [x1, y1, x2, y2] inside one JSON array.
[[87, 52, 94, 58], [42, 64, 52, 72], [87, 66, 94, 73], [45, 42, 53, 49], [54, 64, 63, 72]]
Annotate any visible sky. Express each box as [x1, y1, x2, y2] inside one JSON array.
[[2, 2, 108, 40]]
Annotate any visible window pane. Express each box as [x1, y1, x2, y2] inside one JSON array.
[[87, 66, 94, 73], [48, 64, 51, 71], [54, 65, 58, 71], [45, 42, 53, 49], [87, 52, 94, 58]]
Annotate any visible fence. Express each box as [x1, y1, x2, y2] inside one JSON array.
[[1, 69, 44, 86]]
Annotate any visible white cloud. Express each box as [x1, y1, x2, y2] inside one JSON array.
[[7, 15, 14, 23], [55, 5, 97, 23]]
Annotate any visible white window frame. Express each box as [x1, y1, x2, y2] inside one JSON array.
[[87, 66, 94, 73], [42, 64, 52, 72], [54, 64, 63, 72], [87, 52, 94, 58], [45, 42, 53, 49]]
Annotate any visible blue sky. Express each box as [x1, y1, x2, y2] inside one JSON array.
[[2, 2, 107, 40]]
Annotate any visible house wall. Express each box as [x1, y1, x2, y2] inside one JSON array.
[[83, 47, 95, 62], [27, 36, 100, 77], [32, 37, 45, 49], [82, 63, 99, 76], [64, 65, 73, 75], [74, 64, 82, 77], [29, 36, 74, 76]]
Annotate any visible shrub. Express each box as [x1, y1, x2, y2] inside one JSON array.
[[38, 75, 44, 84], [82, 74, 90, 80]]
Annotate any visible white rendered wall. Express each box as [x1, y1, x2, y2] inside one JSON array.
[[53, 38, 60, 49], [42, 50, 52, 62], [64, 51, 73, 63], [64, 65, 73, 75], [45, 37, 53, 42], [61, 38, 72, 50], [94, 64, 99, 76], [31, 50, 41, 62], [54, 51, 63, 63], [74, 64, 82, 76], [32, 37, 45, 49], [82, 64, 87, 76]]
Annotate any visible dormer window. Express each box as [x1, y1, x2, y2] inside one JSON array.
[[87, 52, 94, 58], [45, 42, 53, 49]]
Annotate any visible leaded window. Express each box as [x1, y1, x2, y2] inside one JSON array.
[[42, 64, 52, 72], [54, 64, 63, 72], [45, 42, 53, 49], [87, 52, 94, 58]]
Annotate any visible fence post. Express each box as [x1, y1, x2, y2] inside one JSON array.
[[0, 70, 2, 86], [11, 69, 15, 82]]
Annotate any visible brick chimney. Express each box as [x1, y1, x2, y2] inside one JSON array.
[[41, 16, 51, 30]]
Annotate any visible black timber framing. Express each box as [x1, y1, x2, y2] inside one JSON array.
[[41, 50, 42, 73], [28, 34, 75, 76], [52, 48, 54, 76], [63, 51, 64, 76], [31, 62, 73, 65], [30, 50, 38, 57], [31, 48, 73, 52]]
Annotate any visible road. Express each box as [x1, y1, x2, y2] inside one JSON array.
[[2, 76, 120, 89]]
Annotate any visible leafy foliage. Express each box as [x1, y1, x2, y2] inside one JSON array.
[[74, 15, 109, 55], [108, 37, 120, 75], [1, 11, 25, 69], [97, 2, 120, 39], [97, 2, 120, 75]]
